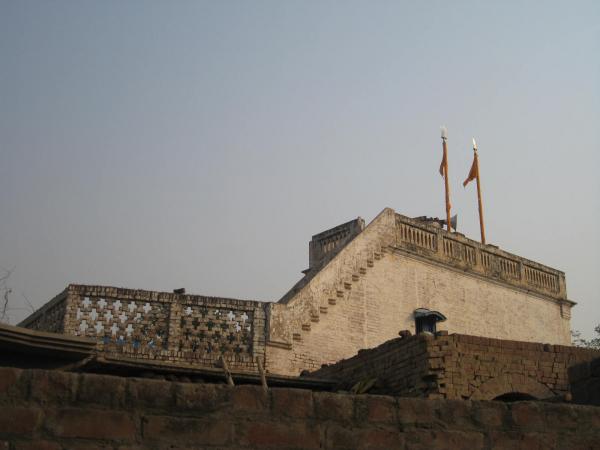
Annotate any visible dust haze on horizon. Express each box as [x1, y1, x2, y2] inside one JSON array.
[[1, 1, 598, 338]]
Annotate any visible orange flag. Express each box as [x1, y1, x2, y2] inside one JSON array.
[[439, 151, 447, 177], [463, 153, 478, 187]]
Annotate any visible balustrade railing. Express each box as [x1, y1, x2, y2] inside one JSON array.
[[398, 222, 437, 251], [395, 214, 565, 299]]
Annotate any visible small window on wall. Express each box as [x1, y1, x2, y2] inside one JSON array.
[[414, 308, 446, 335]]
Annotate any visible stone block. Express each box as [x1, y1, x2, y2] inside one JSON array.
[[0, 406, 42, 434], [236, 421, 320, 448], [77, 372, 127, 408], [173, 382, 229, 412], [143, 415, 231, 446], [511, 402, 545, 430], [404, 430, 485, 450], [0, 367, 24, 398], [29, 370, 78, 405], [271, 387, 314, 418], [488, 431, 558, 450], [397, 398, 436, 426], [325, 424, 403, 449], [46, 408, 136, 440], [13, 442, 62, 450], [471, 401, 507, 428], [354, 395, 397, 423], [229, 385, 269, 414], [126, 378, 174, 410], [543, 403, 579, 430], [313, 392, 354, 422], [62, 443, 114, 450]]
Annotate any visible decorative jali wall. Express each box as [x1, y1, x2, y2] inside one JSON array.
[[20, 285, 267, 372]]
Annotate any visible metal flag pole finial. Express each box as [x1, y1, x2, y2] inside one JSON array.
[[472, 137, 477, 151], [441, 126, 448, 140]]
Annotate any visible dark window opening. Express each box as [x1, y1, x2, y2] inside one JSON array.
[[413, 308, 446, 335], [493, 392, 537, 402], [416, 316, 438, 334]]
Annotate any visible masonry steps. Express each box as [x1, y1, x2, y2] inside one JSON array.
[[287, 244, 391, 345]]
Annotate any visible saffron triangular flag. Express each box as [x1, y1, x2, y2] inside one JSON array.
[[439, 151, 447, 177], [463, 153, 478, 187]]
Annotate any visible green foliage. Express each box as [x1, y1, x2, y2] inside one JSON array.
[[571, 324, 600, 349]]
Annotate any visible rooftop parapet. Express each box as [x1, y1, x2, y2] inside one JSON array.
[[308, 217, 365, 271], [394, 213, 570, 304], [19, 284, 268, 372]]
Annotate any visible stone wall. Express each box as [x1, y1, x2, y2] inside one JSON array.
[[1, 366, 599, 450], [311, 333, 600, 400], [569, 357, 600, 406], [20, 285, 267, 372], [267, 209, 573, 376]]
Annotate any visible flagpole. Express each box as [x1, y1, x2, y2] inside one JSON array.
[[473, 142, 486, 244], [441, 127, 452, 232]]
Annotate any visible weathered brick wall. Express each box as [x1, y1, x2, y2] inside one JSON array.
[[20, 209, 574, 378], [311, 336, 434, 397], [18, 290, 68, 334], [267, 209, 573, 376], [21, 285, 267, 372], [266, 208, 398, 375], [569, 357, 600, 406], [435, 334, 599, 400], [1, 367, 599, 450], [312, 333, 600, 400], [364, 250, 571, 346]]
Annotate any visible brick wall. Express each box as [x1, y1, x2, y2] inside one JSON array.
[[19, 290, 68, 334], [267, 209, 573, 376], [20, 285, 267, 372], [312, 333, 600, 400], [20, 208, 575, 378], [1, 366, 599, 450], [569, 357, 600, 406]]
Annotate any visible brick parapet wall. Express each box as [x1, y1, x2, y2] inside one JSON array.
[[438, 335, 599, 400], [311, 333, 600, 400], [1, 366, 599, 450], [22, 285, 267, 372], [310, 336, 434, 397], [18, 289, 68, 335]]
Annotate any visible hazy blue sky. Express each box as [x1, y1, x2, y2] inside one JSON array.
[[1, 1, 598, 338]]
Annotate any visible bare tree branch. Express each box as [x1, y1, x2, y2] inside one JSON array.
[[21, 292, 36, 314], [0, 267, 15, 323]]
